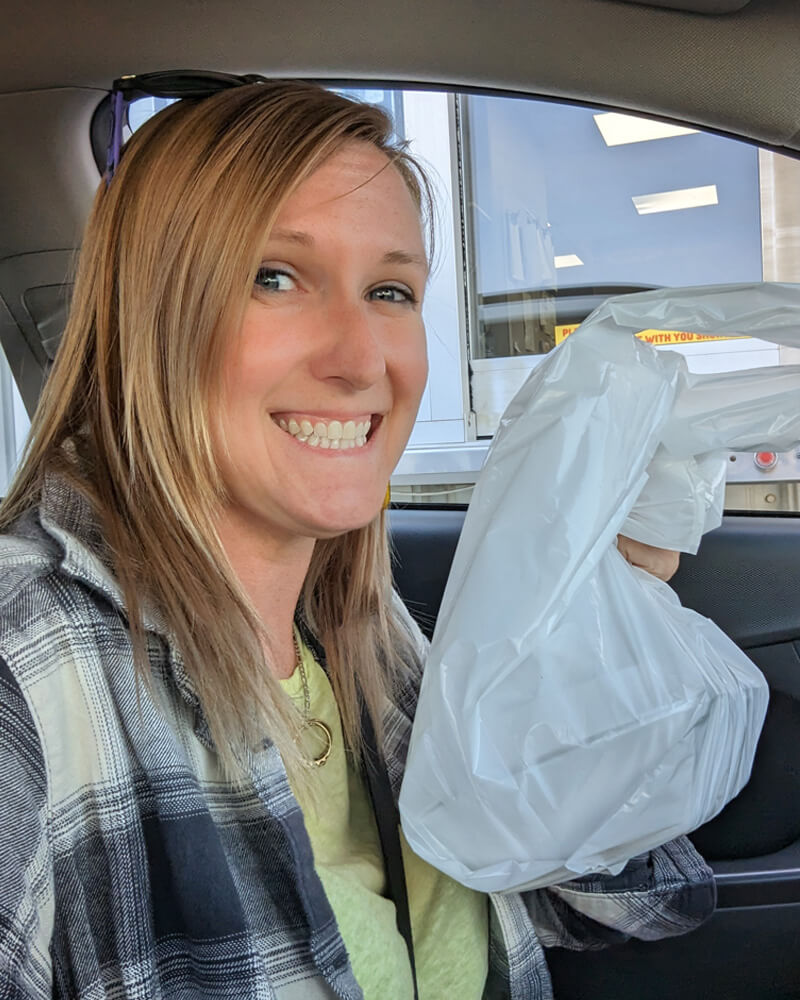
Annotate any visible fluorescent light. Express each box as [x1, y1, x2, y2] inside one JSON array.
[[632, 184, 718, 215], [594, 112, 698, 147], [554, 254, 584, 268]]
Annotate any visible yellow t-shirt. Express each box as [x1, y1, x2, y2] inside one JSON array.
[[280, 634, 488, 1000]]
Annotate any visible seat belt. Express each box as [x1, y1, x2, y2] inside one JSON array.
[[361, 701, 420, 1000], [295, 617, 419, 999]]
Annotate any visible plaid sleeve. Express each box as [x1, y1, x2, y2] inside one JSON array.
[[0, 657, 53, 997], [524, 836, 716, 951]]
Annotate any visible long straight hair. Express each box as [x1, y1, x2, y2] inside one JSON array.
[[0, 82, 432, 782]]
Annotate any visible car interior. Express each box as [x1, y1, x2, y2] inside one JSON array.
[[1, 0, 799, 996]]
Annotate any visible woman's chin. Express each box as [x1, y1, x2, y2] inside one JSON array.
[[306, 498, 385, 538]]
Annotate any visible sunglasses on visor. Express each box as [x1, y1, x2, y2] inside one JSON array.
[[105, 69, 269, 183]]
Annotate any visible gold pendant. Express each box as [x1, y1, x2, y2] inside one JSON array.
[[305, 717, 333, 767]]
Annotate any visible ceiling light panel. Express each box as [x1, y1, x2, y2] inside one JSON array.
[[632, 184, 719, 215], [594, 112, 698, 146], [554, 254, 584, 268]]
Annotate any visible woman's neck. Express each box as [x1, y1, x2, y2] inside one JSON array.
[[216, 508, 316, 679]]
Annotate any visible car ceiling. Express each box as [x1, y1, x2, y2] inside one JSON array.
[[1, 0, 799, 151]]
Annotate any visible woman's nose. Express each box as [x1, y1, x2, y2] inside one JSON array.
[[312, 297, 387, 390]]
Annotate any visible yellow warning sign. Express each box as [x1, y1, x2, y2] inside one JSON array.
[[554, 325, 747, 347], [554, 325, 579, 344]]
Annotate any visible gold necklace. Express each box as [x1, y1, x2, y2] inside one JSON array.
[[292, 628, 333, 767]]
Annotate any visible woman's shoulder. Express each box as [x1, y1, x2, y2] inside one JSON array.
[[379, 591, 430, 792], [388, 588, 429, 706], [0, 508, 122, 692], [0, 511, 69, 630], [0, 509, 62, 597], [390, 589, 429, 667], [0, 517, 62, 818]]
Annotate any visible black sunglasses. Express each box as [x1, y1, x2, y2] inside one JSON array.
[[105, 69, 268, 183]]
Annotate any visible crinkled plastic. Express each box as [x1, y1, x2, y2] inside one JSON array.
[[399, 282, 800, 894]]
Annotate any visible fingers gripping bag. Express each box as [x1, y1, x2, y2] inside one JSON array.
[[398, 282, 800, 893]]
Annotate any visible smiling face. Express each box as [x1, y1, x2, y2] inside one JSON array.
[[214, 141, 429, 552]]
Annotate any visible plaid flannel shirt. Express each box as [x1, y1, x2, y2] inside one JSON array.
[[0, 474, 715, 999]]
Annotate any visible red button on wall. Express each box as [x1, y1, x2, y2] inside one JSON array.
[[754, 451, 778, 470]]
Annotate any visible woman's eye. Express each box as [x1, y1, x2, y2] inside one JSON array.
[[254, 267, 296, 293], [369, 285, 417, 305]]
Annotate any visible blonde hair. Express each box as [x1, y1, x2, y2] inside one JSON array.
[[0, 81, 432, 781]]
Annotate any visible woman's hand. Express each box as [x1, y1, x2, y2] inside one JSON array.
[[617, 535, 680, 582]]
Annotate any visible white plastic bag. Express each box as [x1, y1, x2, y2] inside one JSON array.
[[399, 282, 800, 893]]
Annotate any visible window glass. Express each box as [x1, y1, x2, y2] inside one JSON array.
[[127, 95, 176, 132], [330, 88, 405, 139], [463, 95, 800, 414], [467, 97, 762, 348], [0, 348, 30, 495]]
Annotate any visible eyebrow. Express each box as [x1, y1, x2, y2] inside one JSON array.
[[269, 227, 314, 247], [268, 228, 428, 269], [381, 249, 428, 269]]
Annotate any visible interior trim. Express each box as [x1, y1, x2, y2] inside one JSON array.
[[614, 0, 751, 13]]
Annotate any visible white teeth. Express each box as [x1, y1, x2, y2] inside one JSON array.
[[277, 416, 373, 450]]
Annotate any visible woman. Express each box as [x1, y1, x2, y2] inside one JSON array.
[[0, 79, 713, 999]]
